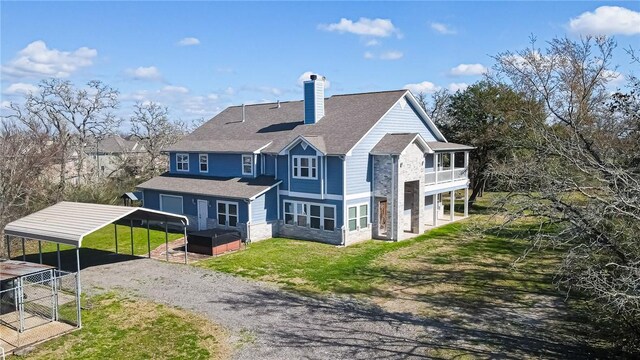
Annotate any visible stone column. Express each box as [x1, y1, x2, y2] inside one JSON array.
[[464, 187, 469, 217], [433, 193, 438, 226]]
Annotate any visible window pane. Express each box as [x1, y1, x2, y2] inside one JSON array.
[[161, 196, 182, 214], [348, 219, 357, 231], [360, 216, 367, 229], [243, 156, 252, 165], [310, 205, 320, 217], [218, 214, 225, 225], [200, 155, 207, 162], [301, 158, 308, 166], [348, 206, 357, 219], [324, 207, 334, 219], [285, 214, 294, 225], [228, 204, 237, 215], [293, 167, 298, 176], [310, 217, 320, 229], [200, 164, 207, 171], [360, 205, 368, 216], [229, 216, 237, 227], [301, 167, 309, 177], [218, 203, 225, 213], [284, 202, 293, 213], [324, 219, 335, 231], [293, 158, 298, 166], [311, 158, 316, 167], [297, 215, 307, 227], [244, 165, 252, 173], [312, 168, 316, 178]]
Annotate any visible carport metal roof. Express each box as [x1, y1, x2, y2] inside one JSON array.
[[3, 201, 188, 247]]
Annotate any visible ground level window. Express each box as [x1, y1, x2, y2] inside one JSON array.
[[160, 194, 183, 214], [283, 200, 335, 231], [217, 201, 238, 227], [348, 203, 368, 231]]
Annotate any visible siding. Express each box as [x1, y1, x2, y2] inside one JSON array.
[[251, 187, 278, 223], [168, 152, 257, 178], [142, 189, 248, 223], [264, 154, 276, 176], [288, 142, 321, 194], [277, 155, 289, 190], [346, 96, 439, 195], [326, 156, 343, 195]]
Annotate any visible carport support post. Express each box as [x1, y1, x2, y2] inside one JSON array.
[[5, 235, 10, 259], [114, 223, 118, 254], [57, 243, 61, 270], [183, 225, 188, 265], [147, 220, 151, 258], [130, 219, 134, 256], [75, 246, 82, 328], [38, 241, 43, 264], [164, 221, 169, 262], [22, 237, 26, 261]]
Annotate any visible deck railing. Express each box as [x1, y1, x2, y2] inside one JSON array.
[[425, 167, 467, 185]]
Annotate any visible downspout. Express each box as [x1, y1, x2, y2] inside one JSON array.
[[341, 155, 346, 246], [391, 155, 396, 241], [246, 199, 252, 243]]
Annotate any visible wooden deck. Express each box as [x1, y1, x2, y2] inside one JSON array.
[[0, 311, 76, 355]]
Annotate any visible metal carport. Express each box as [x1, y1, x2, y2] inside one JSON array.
[[3, 201, 189, 292]]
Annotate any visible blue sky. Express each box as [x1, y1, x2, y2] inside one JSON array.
[[1, 1, 639, 124]]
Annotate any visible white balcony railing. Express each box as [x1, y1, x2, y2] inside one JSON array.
[[425, 167, 468, 185]]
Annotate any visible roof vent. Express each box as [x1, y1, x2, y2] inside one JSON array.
[[277, 100, 281, 108], [242, 104, 246, 122]]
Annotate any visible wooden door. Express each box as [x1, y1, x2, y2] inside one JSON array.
[[378, 200, 388, 235]]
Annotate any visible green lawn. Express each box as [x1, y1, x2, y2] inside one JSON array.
[[26, 293, 228, 360], [36, 224, 183, 256]]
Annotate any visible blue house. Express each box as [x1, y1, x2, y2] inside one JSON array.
[[137, 75, 473, 245]]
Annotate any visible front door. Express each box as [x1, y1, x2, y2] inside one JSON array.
[[378, 199, 388, 236], [197, 200, 208, 230]]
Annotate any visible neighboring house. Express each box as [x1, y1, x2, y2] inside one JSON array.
[[87, 135, 146, 178], [137, 75, 473, 245]]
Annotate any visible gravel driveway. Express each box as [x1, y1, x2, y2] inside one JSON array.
[[80, 257, 590, 359]]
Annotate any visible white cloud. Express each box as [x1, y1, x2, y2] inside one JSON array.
[[603, 70, 625, 87], [379, 50, 403, 60], [364, 51, 404, 60], [162, 85, 189, 93], [430, 22, 456, 35], [1, 100, 11, 109], [569, 6, 640, 35], [319, 17, 401, 38], [450, 63, 488, 76], [448, 82, 469, 92], [365, 39, 380, 47], [177, 37, 200, 46], [403, 81, 441, 94], [1, 40, 97, 78], [4, 82, 39, 95], [207, 93, 219, 100], [126, 66, 162, 81], [224, 87, 235, 95], [297, 71, 331, 88]]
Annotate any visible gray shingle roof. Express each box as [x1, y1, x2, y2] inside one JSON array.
[[370, 133, 423, 155], [426, 141, 474, 151], [137, 174, 281, 200], [165, 90, 409, 155], [90, 135, 144, 154]]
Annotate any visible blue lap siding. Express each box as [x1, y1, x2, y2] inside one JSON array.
[[142, 189, 249, 224]]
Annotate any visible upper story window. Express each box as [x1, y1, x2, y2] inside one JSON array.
[[242, 155, 253, 175], [199, 154, 208, 173], [292, 155, 317, 179], [176, 153, 189, 171]]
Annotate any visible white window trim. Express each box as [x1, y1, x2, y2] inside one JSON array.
[[242, 154, 254, 176], [159, 194, 184, 214], [283, 200, 336, 232], [199, 153, 208, 173], [292, 155, 318, 180], [217, 200, 239, 228], [176, 153, 189, 172], [347, 202, 369, 232]]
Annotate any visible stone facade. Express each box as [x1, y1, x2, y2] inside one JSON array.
[[278, 220, 343, 245], [248, 221, 278, 242], [344, 226, 373, 245]]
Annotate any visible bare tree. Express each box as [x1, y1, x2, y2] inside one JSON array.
[[130, 101, 185, 175], [7, 79, 119, 194], [489, 36, 640, 349], [0, 118, 57, 256], [414, 89, 452, 126]]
